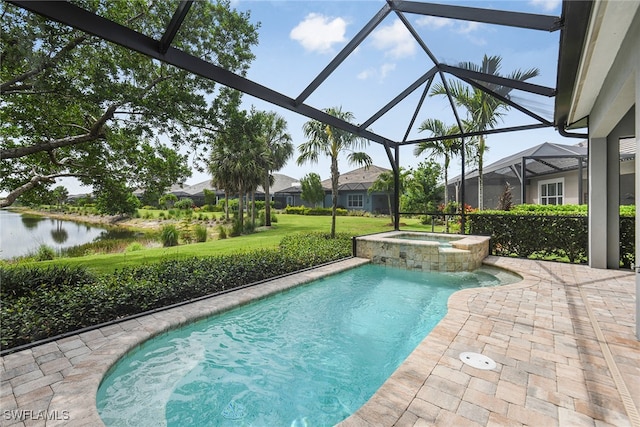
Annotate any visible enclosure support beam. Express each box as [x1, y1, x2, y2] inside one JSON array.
[[589, 137, 608, 269], [521, 158, 527, 204]]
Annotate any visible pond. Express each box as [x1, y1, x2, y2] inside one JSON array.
[[0, 210, 136, 260]]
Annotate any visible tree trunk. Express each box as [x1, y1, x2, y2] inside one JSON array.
[[237, 186, 244, 232], [330, 157, 339, 239], [264, 171, 272, 227], [224, 191, 229, 222], [250, 191, 255, 226]]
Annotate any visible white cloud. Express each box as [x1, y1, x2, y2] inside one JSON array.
[[357, 63, 396, 82], [456, 21, 482, 35], [371, 19, 416, 59], [529, 0, 561, 12], [415, 16, 453, 29], [379, 63, 396, 79], [290, 13, 347, 54], [357, 69, 374, 80]]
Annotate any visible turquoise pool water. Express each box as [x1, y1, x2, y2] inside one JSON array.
[[97, 264, 518, 426]]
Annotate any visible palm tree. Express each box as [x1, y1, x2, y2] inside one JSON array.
[[255, 111, 293, 227], [431, 54, 539, 209], [297, 107, 372, 238], [415, 119, 462, 217], [368, 168, 408, 224], [209, 110, 266, 233]]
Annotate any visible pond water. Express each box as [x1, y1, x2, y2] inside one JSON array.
[[0, 210, 134, 259]]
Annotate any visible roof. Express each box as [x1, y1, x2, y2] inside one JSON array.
[[170, 173, 298, 196], [451, 139, 636, 183], [555, 1, 639, 131], [450, 142, 588, 182], [321, 165, 391, 191]]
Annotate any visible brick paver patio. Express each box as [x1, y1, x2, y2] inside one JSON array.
[[1, 257, 638, 426]]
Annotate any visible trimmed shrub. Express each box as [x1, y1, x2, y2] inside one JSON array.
[[467, 204, 634, 266], [174, 198, 194, 210], [0, 264, 96, 300], [0, 233, 353, 350]]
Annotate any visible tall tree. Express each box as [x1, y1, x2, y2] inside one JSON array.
[[255, 111, 293, 227], [300, 172, 325, 207], [208, 109, 266, 233], [368, 168, 408, 223], [1, 1, 259, 208], [430, 54, 539, 209], [402, 161, 443, 214], [415, 119, 462, 231], [297, 107, 372, 238], [51, 186, 68, 209]]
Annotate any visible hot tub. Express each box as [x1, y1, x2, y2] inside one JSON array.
[[354, 231, 490, 272]]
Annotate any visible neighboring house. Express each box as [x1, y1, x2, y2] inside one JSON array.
[[448, 140, 635, 208], [320, 165, 391, 214], [275, 183, 312, 208], [143, 173, 299, 207]]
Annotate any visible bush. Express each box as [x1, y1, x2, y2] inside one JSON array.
[[0, 265, 95, 300], [284, 206, 348, 216], [217, 225, 227, 239], [125, 242, 144, 252], [174, 198, 194, 210], [258, 210, 277, 226], [0, 233, 353, 350], [230, 218, 243, 237], [193, 225, 207, 243], [35, 245, 56, 261], [468, 210, 588, 263], [160, 225, 179, 247]]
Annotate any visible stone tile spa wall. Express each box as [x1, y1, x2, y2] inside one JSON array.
[[355, 231, 490, 272]]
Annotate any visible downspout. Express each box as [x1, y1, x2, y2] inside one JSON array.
[[558, 121, 588, 139], [578, 156, 584, 204]]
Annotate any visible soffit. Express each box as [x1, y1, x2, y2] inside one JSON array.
[[567, 0, 640, 126]]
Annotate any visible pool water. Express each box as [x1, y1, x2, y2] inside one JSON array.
[[391, 233, 459, 247], [97, 264, 518, 426]]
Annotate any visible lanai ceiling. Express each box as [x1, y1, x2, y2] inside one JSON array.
[[6, 0, 591, 177]]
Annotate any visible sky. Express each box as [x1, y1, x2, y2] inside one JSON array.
[[63, 0, 577, 193]]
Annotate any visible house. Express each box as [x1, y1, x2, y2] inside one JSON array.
[[274, 165, 392, 214], [149, 173, 299, 207], [554, 0, 638, 279], [448, 140, 635, 208], [320, 165, 391, 214]]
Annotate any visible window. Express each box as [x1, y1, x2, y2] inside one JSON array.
[[347, 194, 364, 208], [539, 179, 564, 205]]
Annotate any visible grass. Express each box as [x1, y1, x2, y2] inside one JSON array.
[[24, 213, 447, 274]]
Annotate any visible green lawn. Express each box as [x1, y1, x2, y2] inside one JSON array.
[[35, 213, 444, 274]]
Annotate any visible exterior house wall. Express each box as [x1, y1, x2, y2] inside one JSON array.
[[322, 191, 388, 213], [528, 170, 582, 205]]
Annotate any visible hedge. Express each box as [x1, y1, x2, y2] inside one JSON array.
[[467, 205, 634, 266], [284, 206, 348, 216], [1, 233, 352, 351]]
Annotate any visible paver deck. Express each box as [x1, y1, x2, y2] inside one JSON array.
[[1, 256, 638, 426]]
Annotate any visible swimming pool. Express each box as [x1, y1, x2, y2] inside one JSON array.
[[97, 264, 519, 426]]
